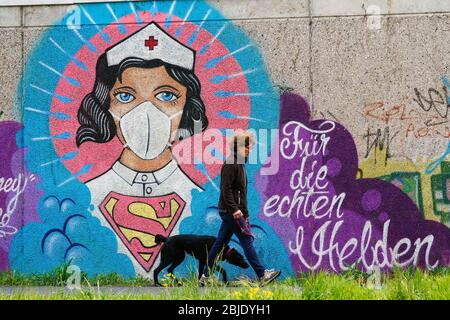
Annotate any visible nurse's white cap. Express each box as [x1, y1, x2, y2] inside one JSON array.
[[106, 22, 195, 70]]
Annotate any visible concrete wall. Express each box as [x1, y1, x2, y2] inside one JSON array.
[[0, 0, 449, 280]]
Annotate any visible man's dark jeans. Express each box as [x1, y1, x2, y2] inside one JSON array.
[[204, 210, 265, 278]]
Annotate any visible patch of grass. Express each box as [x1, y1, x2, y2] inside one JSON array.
[[0, 266, 150, 287], [0, 268, 449, 300], [0, 264, 72, 286]]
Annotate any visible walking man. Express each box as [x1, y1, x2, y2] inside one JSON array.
[[200, 132, 281, 286]]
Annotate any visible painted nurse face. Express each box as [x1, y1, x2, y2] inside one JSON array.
[[109, 66, 188, 145]]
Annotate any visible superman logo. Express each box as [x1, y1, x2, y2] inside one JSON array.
[[99, 192, 186, 272]]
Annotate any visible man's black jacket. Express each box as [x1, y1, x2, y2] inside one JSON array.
[[218, 155, 248, 217]]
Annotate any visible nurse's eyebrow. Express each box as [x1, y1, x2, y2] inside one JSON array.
[[112, 86, 136, 93], [154, 85, 181, 93]]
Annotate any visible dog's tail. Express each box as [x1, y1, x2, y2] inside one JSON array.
[[155, 234, 167, 243]]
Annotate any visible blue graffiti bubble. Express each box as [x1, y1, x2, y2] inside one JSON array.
[[9, 196, 135, 278], [42, 230, 72, 260]]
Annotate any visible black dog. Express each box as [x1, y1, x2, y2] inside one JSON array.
[[153, 234, 249, 286]]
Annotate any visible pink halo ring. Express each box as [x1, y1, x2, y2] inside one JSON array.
[[49, 11, 251, 186]]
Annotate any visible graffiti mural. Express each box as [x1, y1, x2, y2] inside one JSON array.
[[359, 77, 450, 227], [257, 93, 450, 272], [0, 121, 41, 272], [0, 0, 449, 279], [431, 161, 450, 226], [4, 0, 283, 278], [78, 21, 207, 274]]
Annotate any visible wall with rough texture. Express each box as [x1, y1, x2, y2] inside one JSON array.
[[0, 0, 449, 281]]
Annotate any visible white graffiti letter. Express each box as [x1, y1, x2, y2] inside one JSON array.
[[66, 264, 81, 290], [66, 5, 81, 30]]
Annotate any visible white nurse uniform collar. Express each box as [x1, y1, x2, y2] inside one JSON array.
[[106, 22, 195, 70], [112, 160, 178, 186]]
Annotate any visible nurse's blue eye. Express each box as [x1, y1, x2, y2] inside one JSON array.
[[156, 91, 178, 102], [115, 92, 135, 103]]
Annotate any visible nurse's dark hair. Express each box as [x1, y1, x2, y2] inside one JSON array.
[[76, 55, 208, 147]]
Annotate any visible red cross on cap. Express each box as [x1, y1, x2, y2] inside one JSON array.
[[144, 36, 159, 50], [106, 22, 195, 70]]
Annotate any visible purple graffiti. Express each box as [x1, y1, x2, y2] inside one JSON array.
[[0, 121, 41, 272], [256, 92, 450, 273]]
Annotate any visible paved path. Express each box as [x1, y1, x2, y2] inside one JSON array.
[[0, 286, 170, 295]]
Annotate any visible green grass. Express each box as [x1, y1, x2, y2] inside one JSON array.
[[0, 264, 150, 287], [0, 267, 449, 300]]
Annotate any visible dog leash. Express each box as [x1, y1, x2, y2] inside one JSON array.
[[235, 217, 254, 238]]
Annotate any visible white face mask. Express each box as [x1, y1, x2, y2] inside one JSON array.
[[111, 101, 182, 160]]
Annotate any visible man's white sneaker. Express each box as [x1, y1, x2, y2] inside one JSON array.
[[259, 269, 281, 286]]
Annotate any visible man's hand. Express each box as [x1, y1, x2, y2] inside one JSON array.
[[232, 210, 243, 220]]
